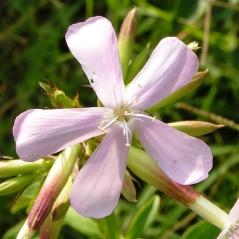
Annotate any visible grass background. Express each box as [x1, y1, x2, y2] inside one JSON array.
[[1, 0, 239, 238]]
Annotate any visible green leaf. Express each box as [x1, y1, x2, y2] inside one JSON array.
[[2, 220, 39, 239], [125, 42, 151, 84], [97, 213, 121, 239], [11, 180, 43, 213], [181, 220, 219, 239], [125, 195, 160, 239], [149, 70, 208, 111], [2, 220, 24, 239], [65, 207, 102, 238]]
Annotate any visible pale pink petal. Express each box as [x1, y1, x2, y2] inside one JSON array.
[[126, 37, 199, 110], [229, 198, 239, 223], [13, 108, 112, 161], [134, 117, 212, 184], [65, 17, 126, 108], [70, 125, 130, 218]]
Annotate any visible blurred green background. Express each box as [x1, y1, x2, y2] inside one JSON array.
[[1, 0, 239, 238]]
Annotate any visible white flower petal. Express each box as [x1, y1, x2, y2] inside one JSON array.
[[126, 37, 199, 110], [66, 16, 126, 108], [70, 125, 130, 218], [134, 117, 212, 185], [13, 107, 112, 161]]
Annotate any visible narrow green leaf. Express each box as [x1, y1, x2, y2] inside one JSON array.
[[125, 195, 160, 239], [181, 220, 219, 239], [97, 213, 121, 239], [11, 180, 42, 213], [125, 42, 151, 84], [2, 220, 25, 239], [149, 70, 208, 111], [65, 207, 102, 237]]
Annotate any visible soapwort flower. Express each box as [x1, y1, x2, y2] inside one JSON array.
[[217, 198, 239, 239], [13, 16, 212, 218]]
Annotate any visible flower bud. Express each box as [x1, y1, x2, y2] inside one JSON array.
[[187, 41, 200, 51], [118, 8, 137, 77], [0, 159, 52, 178], [168, 120, 224, 136], [0, 174, 35, 196], [39, 82, 80, 108]]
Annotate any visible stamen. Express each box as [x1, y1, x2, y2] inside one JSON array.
[[122, 119, 131, 147], [124, 111, 156, 121], [98, 116, 118, 132]]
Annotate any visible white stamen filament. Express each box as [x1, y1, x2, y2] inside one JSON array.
[[122, 118, 131, 146], [98, 116, 119, 132], [124, 111, 155, 121], [99, 107, 156, 146]]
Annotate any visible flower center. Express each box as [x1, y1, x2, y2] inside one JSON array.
[[99, 105, 155, 146]]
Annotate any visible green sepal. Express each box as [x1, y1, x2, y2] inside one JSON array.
[[121, 170, 137, 203], [149, 70, 208, 111], [0, 174, 36, 196], [168, 120, 224, 136], [125, 195, 160, 239]]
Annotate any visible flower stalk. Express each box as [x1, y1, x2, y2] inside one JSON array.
[[17, 145, 80, 238]]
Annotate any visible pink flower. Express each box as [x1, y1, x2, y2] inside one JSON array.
[[13, 16, 212, 218], [217, 199, 239, 239]]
